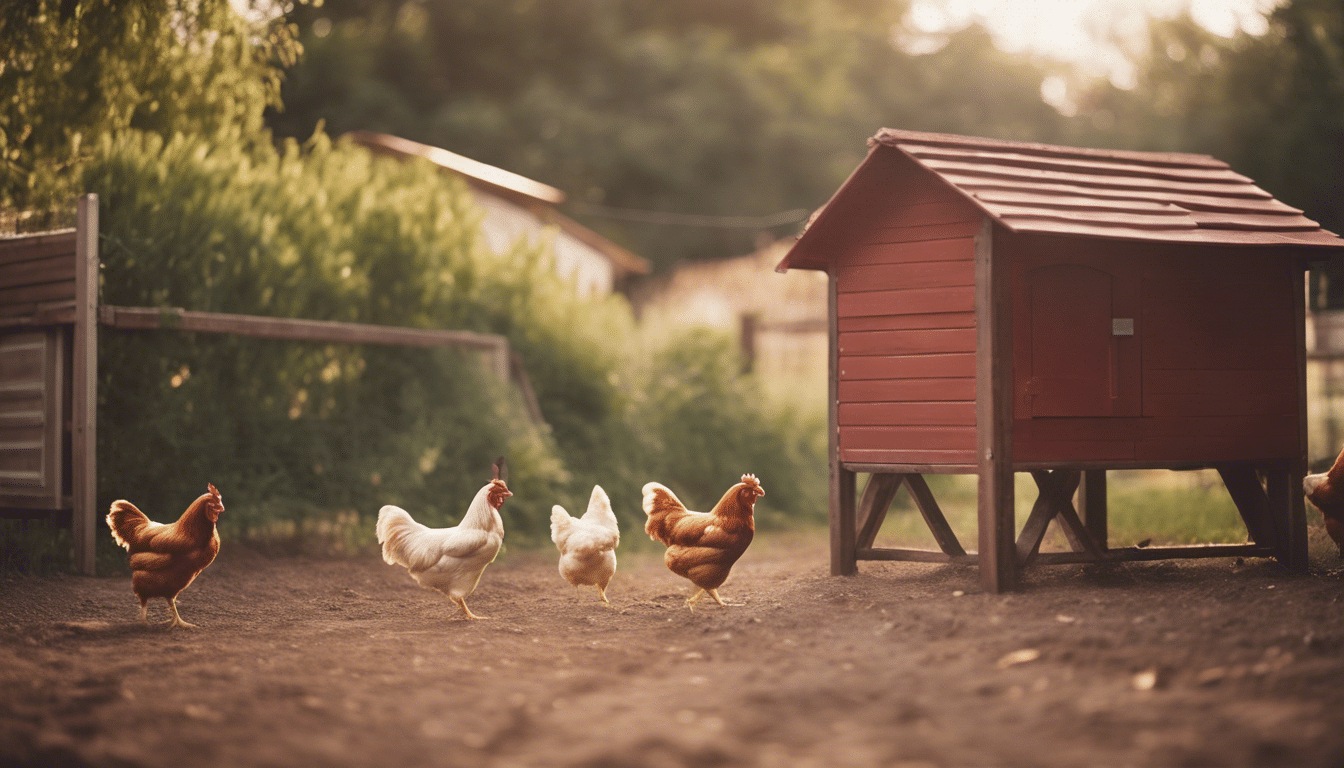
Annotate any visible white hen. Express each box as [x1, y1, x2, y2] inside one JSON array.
[[550, 485, 620, 604], [376, 458, 511, 620]]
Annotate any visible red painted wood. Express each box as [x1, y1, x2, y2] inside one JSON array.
[[1144, 368, 1297, 395], [1143, 391, 1295, 418], [837, 286, 975, 318], [839, 353, 975, 380], [1013, 439, 1136, 463], [1136, 431, 1298, 462], [840, 447, 978, 467], [866, 220, 982, 246], [843, 238, 975, 266], [865, 199, 981, 231], [838, 328, 977, 356], [839, 377, 976, 403], [841, 425, 976, 451], [837, 259, 974, 293], [839, 401, 976, 426], [837, 311, 975, 333]]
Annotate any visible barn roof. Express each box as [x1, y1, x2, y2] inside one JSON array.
[[780, 128, 1344, 272]]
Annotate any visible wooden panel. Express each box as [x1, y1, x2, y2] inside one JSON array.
[[839, 377, 976, 403], [1137, 435, 1297, 462], [836, 259, 974, 293], [843, 237, 975, 266], [1144, 368, 1296, 395], [838, 328, 976, 356], [0, 256, 77, 291], [839, 353, 975, 380], [866, 200, 981, 231], [0, 330, 60, 506], [841, 425, 976, 451], [1143, 390, 1295, 418], [864, 220, 982, 246], [0, 280, 77, 310], [0, 230, 77, 266], [837, 285, 975, 318], [839, 401, 976, 426], [1014, 439, 1136, 464], [1143, 276, 1295, 371], [837, 312, 974, 333], [841, 448, 978, 466]]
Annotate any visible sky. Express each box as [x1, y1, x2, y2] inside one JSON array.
[[903, 0, 1282, 86]]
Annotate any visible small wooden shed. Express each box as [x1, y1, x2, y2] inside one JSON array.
[[777, 128, 1344, 592]]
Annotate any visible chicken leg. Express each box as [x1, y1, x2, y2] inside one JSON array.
[[166, 598, 198, 629], [686, 588, 731, 611], [453, 596, 489, 620]]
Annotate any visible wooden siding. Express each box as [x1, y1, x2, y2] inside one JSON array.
[[835, 154, 981, 466], [1009, 234, 1302, 464], [0, 230, 78, 319]]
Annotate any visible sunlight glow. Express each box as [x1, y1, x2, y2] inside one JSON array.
[[902, 0, 1281, 72]]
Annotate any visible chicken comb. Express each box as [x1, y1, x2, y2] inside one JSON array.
[[740, 473, 761, 488], [207, 483, 221, 499]]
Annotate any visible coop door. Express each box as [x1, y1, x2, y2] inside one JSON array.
[[1021, 264, 1140, 418]]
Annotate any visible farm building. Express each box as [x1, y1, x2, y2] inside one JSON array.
[[777, 128, 1344, 592], [631, 238, 828, 403], [348, 131, 649, 297]]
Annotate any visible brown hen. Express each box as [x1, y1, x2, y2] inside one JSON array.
[[643, 474, 763, 609], [1304, 448, 1344, 556], [106, 484, 223, 629]]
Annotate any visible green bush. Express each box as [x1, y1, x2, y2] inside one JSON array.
[[66, 127, 826, 561]]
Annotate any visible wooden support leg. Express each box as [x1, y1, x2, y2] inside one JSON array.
[[1218, 465, 1277, 549], [1266, 465, 1308, 573], [906, 474, 966, 556], [1078, 470, 1108, 552], [856, 473, 904, 550], [978, 463, 1016, 593], [1017, 470, 1100, 567], [831, 466, 857, 576]]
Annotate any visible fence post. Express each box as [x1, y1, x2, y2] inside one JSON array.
[[72, 194, 98, 576]]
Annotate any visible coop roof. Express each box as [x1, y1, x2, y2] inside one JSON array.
[[779, 128, 1344, 272]]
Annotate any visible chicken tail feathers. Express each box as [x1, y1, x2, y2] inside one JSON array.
[[106, 500, 151, 550], [375, 505, 424, 567], [642, 482, 686, 545], [550, 505, 573, 545]]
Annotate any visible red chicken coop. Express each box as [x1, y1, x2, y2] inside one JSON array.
[[776, 128, 1344, 592]]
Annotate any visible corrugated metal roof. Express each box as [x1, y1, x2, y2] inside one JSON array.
[[871, 128, 1344, 248]]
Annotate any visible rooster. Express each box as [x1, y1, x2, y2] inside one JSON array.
[[643, 474, 763, 610], [1303, 447, 1344, 556], [376, 457, 511, 620], [550, 485, 620, 604], [106, 484, 224, 629]]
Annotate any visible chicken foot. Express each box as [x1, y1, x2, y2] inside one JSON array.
[[452, 596, 490, 620], [165, 598, 198, 629], [685, 588, 730, 611]]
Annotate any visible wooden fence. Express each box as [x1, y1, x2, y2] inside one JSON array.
[[0, 194, 544, 573]]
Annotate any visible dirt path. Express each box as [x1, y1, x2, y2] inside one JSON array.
[[2, 530, 1343, 768]]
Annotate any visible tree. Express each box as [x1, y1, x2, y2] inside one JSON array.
[[0, 0, 300, 213]]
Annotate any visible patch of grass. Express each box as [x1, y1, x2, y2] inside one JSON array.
[[867, 470, 1255, 552]]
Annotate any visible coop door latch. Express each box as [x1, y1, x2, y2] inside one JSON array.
[[1112, 318, 1134, 336]]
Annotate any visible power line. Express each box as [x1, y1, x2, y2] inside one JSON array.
[[567, 202, 811, 229]]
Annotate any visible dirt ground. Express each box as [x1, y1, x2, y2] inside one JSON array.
[[2, 528, 1343, 768]]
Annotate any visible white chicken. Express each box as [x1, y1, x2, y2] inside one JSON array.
[[376, 457, 511, 620], [550, 485, 620, 604]]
